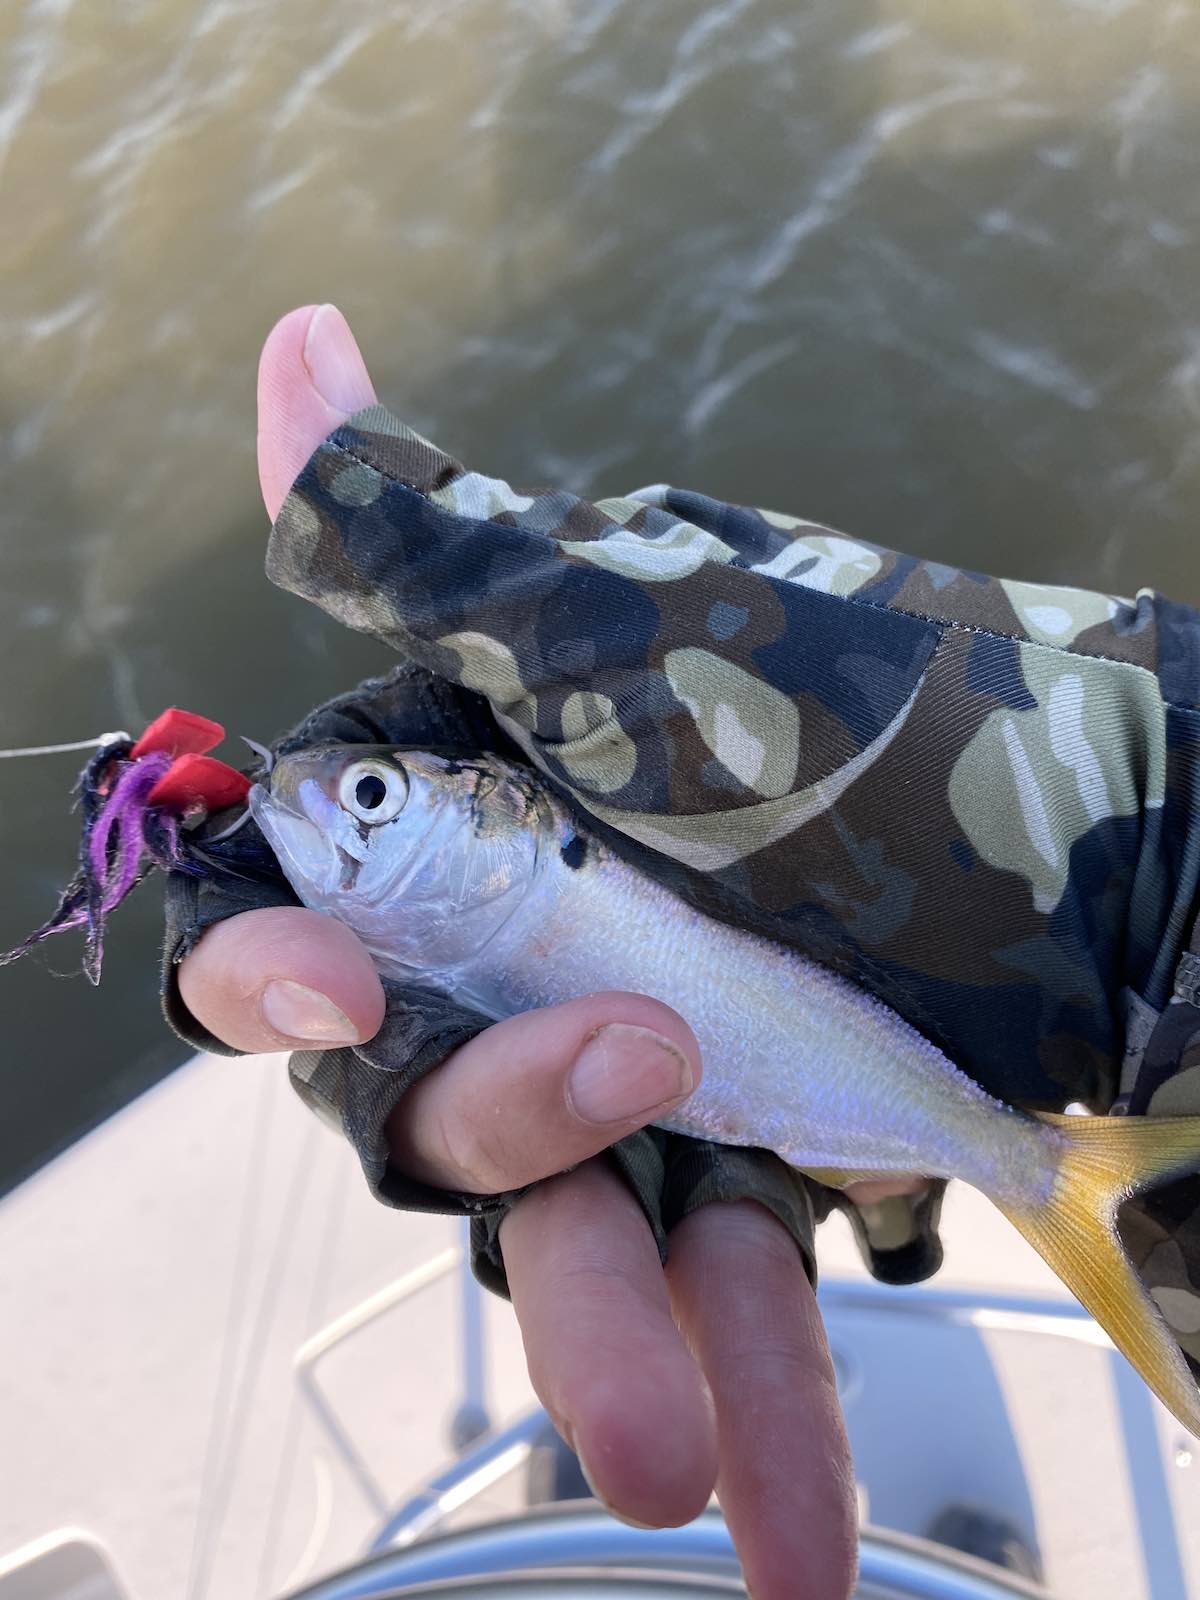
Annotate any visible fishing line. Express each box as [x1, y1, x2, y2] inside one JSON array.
[[255, 1157, 349, 1595], [0, 731, 271, 767], [187, 1116, 322, 1600], [0, 732, 129, 758], [184, 1069, 280, 1600]]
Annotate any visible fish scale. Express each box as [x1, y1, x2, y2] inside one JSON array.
[[465, 822, 1053, 1199]]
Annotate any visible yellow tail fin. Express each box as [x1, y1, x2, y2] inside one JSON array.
[[995, 1113, 1200, 1438]]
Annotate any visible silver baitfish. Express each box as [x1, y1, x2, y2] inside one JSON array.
[[251, 744, 1200, 1437]]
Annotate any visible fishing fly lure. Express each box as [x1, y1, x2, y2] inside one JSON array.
[[1, 708, 252, 983]]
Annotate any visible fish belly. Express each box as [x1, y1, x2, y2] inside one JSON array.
[[462, 850, 1053, 1200]]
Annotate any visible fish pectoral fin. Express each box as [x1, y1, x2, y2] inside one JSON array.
[[997, 1112, 1200, 1440], [801, 1166, 935, 1193], [800, 1166, 872, 1191]]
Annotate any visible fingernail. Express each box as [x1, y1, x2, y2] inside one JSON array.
[[576, 1447, 656, 1530], [302, 303, 373, 413], [260, 979, 361, 1045], [567, 1023, 694, 1126]]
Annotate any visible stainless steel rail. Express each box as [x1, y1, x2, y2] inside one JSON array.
[[288, 1508, 1050, 1599]]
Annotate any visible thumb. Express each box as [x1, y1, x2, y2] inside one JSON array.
[[257, 303, 377, 520]]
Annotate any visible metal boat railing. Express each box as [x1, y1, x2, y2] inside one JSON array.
[[288, 1505, 1051, 1599]]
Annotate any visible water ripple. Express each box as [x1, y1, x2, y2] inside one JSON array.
[[969, 332, 1100, 410], [0, 0, 73, 174]]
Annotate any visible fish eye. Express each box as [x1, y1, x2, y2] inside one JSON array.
[[338, 759, 408, 825]]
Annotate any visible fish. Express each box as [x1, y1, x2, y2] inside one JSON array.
[[250, 742, 1200, 1437]]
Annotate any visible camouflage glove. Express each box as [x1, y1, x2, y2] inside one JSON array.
[[254, 403, 1200, 1367]]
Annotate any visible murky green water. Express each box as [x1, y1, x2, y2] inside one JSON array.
[[3, 0, 1199, 1190]]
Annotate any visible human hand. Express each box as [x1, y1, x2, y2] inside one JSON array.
[[178, 304, 859, 1598]]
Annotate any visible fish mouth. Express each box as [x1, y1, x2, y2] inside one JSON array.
[[248, 781, 342, 901]]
